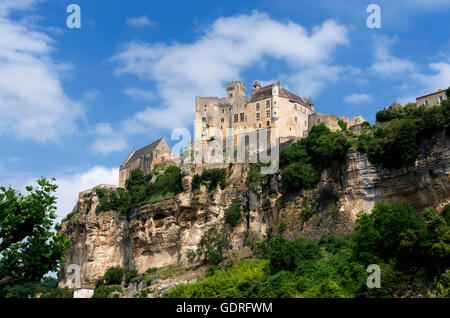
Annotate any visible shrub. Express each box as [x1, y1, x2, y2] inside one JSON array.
[[224, 199, 243, 228], [93, 285, 122, 298], [194, 227, 231, 266], [192, 168, 227, 191], [95, 166, 182, 214], [281, 161, 320, 191], [103, 267, 125, 285]]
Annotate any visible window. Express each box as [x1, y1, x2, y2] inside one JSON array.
[[294, 104, 297, 110], [256, 103, 260, 111], [425, 100, 429, 106], [240, 113, 245, 121], [267, 121, 270, 127], [221, 118, 224, 123], [294, 116, 297, 123], [266, 100, 270, 108], [439, 96, 444, 102], [202, 117, 206, 122], [234, 114, 239, 123], [256, 113, 260, 120], [222, 109, 224, 113], [259, 123, 262, 128], [230, 93, 233, 98], [266, 110, 270, 118]]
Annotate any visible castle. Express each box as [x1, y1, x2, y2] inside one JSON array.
[[119, 80, 366, 187], [194, 80, 365, 145]]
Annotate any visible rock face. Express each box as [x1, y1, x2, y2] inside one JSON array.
[[59, 134, 450, 286]]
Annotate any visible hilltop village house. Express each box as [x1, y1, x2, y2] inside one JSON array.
[[416, 89, 447, 107]]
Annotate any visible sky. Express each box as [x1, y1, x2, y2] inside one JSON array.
[[0, 0, 449, 222]]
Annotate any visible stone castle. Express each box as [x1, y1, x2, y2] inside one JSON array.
[[119, 79, 366, 187]]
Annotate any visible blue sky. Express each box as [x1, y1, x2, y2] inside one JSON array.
[[0, 0, 449, 221]]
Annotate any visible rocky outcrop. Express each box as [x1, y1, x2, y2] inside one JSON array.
[[59, 133, 450, 286]]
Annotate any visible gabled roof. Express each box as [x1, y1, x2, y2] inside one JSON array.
[[250, 83, 307, 105], [121, 138, 167, 168]]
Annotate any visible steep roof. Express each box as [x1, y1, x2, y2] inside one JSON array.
[[121, 138, 166, 168], [250, 83, 306, 105]]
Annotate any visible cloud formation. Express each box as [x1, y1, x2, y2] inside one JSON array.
[[0, 0, 83, 142], [126, 15, 153, 27], [345, 93, 373, 104]]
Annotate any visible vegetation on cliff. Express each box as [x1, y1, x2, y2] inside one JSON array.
[[95, 166, 182, 214], [169, 202, 450, 298], [0, 178, 70, 294], [192, 168, 227, 191], [272, 100, 450, 193]]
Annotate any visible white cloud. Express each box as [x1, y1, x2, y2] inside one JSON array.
[[126, 15, 153, 27], [370, 36, 416, 76], [345, 93, 373, 104], [52, 166, 119, 222], [0, 1, 83, 142], [104, 12, 349, 153], [2, 166, 119, 223], [124, 87, 155, 101], [91, 123, 128, 155]]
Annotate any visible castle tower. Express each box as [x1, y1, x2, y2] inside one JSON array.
[[251, 80, 261, 98], [307, 97, 314, 112], [272, 81, 280, 120], [226, 81, 246, 105]]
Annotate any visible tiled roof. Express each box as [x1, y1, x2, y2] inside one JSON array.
[[250, 84, 306, 105], [121, 138, 164, 168]]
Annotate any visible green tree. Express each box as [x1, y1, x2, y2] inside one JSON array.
[[0, 178, 70, 289]]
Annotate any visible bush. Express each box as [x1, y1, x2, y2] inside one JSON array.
[[191, 168, 227, 191], [192, 227, 232, 266], [96, 166, 182, 214], [103, 267, 125, 285], [281, 162, 320, 192], [224, 199, 243, 228], [93, 285, 122, 298]]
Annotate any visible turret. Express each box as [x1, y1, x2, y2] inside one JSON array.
[[226, 81, 246, 105], [251, 80, 261, 98], [272, 82, 281, 120]]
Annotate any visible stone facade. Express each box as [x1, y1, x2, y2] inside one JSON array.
[[307, 112, 349, 134], [416, 89, 447, 107], [195, 80, 314, 146], [119, 138, 173, 188]]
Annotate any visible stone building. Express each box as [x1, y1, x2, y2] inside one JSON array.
[[195, 80, 315, 145], [416, 89, 447, 107], [119, 138, 173, 188], [307, 113, 349, 133]]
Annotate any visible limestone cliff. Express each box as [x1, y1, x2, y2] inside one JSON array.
[[58, 133, 450, 286]]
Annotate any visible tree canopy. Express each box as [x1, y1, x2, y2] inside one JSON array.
[[0, 178, 69, 290]]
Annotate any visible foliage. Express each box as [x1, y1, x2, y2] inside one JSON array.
[[281, 162, 319, 192], [40, 287, 73, 298], [246, 163, 270, 191], [167, 260, 268, 298], [103, 267, 125, 285], [95, 166, 182, 214], [166, 202, 449, 298], [224, 199, 243, 228], [93, 285, 122, 298], [338, 119, 348, 131], [365, 102, 450, 168], [3, 276, 59, 298], [192, 168, 227, 191], [279, 124, 350, 192], [188, 227, 232, 266], [0, 178, 70, 290]]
